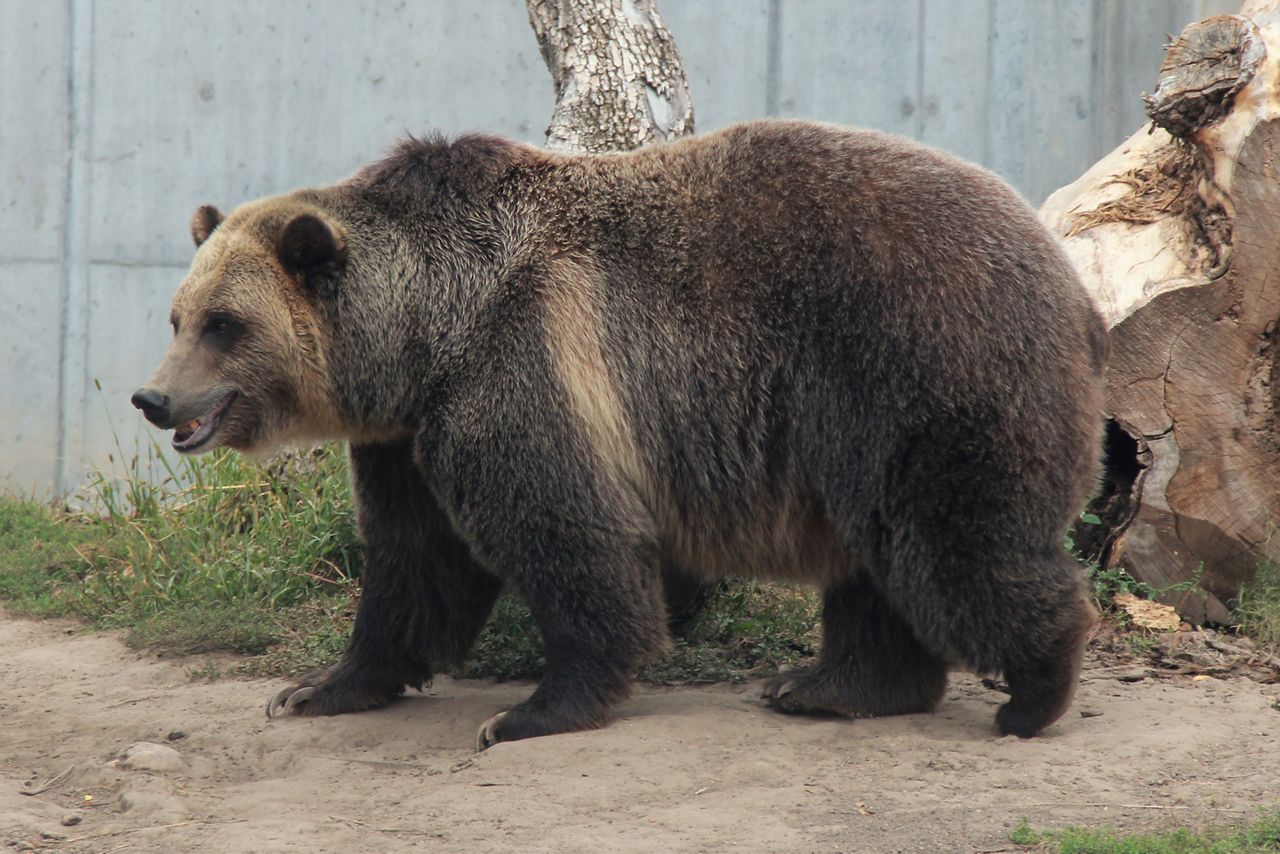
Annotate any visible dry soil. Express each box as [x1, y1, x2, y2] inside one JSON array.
[[2, 615, 1278, 853]]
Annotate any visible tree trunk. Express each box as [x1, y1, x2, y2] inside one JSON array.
[[526, 0, 694, 153], [1041, 0, 1280, 624]]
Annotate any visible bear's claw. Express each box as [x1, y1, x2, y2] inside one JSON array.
[[476, 711, 510, 751], [267, 685, 315, 719], [760, 672, 846, 716], [761, 679, 795, 703]]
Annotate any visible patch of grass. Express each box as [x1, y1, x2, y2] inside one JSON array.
[[0, 443, 362, 666], [126, 605, 285, 656], [454, 593, 546, 681], [1009, 819, 1041, 846], [1089, 563, 1157, 607], [453, 579, 820, 684], [1066, 512, 1151, 611], [1235, 561, 1280, 650], [1068, 512, 1185, 616], [1124, 632, 1161, 657], [1009, 809, 1280, 853], [1070, 511, 1204, 633], [0, 499, 118, 617], [185, 659, 226, 681], [239, 595, 356, 677], [643, 580, 820, 684]]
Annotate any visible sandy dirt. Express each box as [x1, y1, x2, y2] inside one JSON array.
[[2, 615, 1278, 853]]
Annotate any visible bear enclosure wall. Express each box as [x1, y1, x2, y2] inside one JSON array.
[[1, 0, 1234, 496]]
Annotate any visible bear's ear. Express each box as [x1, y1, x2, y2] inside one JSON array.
[[278, 212, 347, 279], [190, 205, 224, 247]]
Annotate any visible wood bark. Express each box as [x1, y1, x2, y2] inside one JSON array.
[[1041, 0, 1280, 623], [526, 0, 694, 153]]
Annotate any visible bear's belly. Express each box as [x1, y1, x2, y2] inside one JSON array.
[[655, 497, 857, 585]]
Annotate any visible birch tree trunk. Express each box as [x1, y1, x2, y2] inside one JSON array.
[[526, 0, 694, 153], [1041, 0, 1280, 623]]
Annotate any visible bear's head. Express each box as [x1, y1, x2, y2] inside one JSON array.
[[131, 198, 347, 455]]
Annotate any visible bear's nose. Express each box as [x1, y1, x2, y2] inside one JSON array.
[[131, 387, 171, 426]]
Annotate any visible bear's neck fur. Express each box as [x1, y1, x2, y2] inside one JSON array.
[[318, 135, 548, 437]]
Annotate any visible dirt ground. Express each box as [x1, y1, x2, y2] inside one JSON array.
[[1, 615, 1278, 853]]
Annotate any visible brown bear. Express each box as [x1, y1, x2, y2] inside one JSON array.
[[132, 120, 1105, 749]]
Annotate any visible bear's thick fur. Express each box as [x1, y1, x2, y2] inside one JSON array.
[[134, 120, 1105, 747]]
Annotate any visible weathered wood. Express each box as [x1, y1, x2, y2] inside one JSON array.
[[1042, 0, 1280, 623], [1144, 13, 1265, 137], [526, 0, 694, 153]]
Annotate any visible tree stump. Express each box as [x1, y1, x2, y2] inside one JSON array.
[[1041, 2, 1280, 623]]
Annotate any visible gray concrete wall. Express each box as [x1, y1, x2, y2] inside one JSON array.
[[1, 0, 1235, 496]]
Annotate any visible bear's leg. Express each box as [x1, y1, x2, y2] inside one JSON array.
[[884, 545, 1096, 739], [267, 439, 502, 718], [761, 575, 948, 717], [991, 563, 1096, 738], [429, 374, 669, 748], [661, 562, 718, 638], [476, 545, 668, 749]]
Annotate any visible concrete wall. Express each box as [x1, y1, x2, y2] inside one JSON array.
[[0, 0, 1236, 495]]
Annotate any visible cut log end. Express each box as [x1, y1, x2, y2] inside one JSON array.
[[1143, 15, 1265, 138]]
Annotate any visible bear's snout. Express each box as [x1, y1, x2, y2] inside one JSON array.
[[131, 387, 172, 427]]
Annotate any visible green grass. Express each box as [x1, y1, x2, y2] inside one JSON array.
[[409, 578, 819, 684], [0, 443, 362, 672], [0, 442, 819, 682], [1089, 562, 1157, 606], [1009, 809, 1280, 852], [1235, 560, 1280, 650], [644, 580, 820, 683]]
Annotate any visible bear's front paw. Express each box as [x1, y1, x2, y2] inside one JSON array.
[[266, 685, 317, 718], [265, 668, 408, 719], [760, 676, 796, 704], [761, 668, 849, 717], [761, 673, 818, 714], [474, 699, 611, 750], [476, 711, 511, 751]]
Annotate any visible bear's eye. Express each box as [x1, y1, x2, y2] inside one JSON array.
[[202, 313, 242, 342]]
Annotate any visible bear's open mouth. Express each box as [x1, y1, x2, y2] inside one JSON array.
[[172, 391, 238, 453]]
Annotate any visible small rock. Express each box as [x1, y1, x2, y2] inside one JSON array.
[[1080, 708, 1103, 718], [113, 742, 188, 773], [60, 814, 81, 827], [166, 730, 187, 742]]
